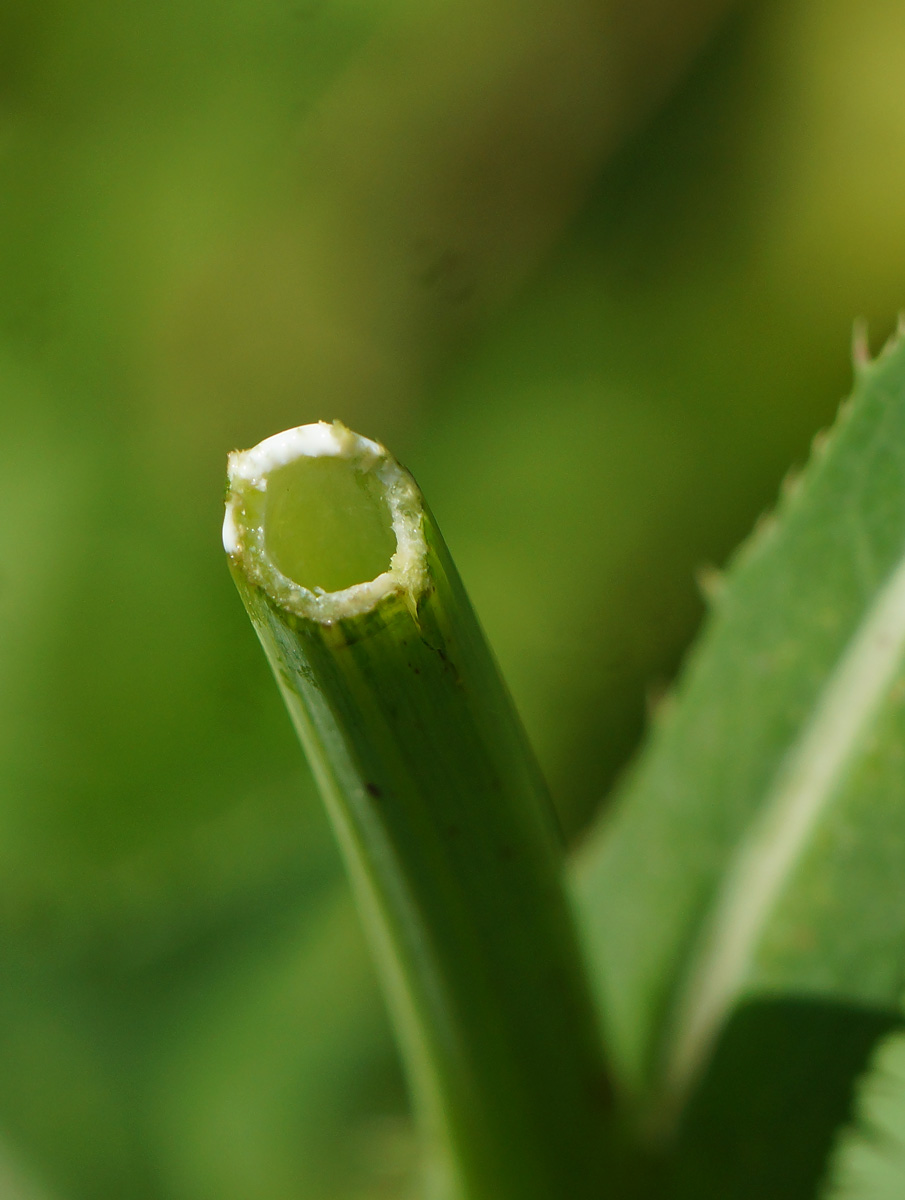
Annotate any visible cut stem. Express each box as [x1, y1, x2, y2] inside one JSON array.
[[224, 421, 612, 1200]]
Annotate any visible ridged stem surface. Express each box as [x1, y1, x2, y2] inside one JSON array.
[[225, 422, 611, 1200]]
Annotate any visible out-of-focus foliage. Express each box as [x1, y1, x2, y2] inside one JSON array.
[[3, 0, 905, 1196]]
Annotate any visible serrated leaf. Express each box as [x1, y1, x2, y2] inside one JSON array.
[[822, 1027, 905, 1200], [574, 330, 905, 1139]]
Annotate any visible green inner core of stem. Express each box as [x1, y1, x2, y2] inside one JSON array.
[[263, 456, 396, 593]]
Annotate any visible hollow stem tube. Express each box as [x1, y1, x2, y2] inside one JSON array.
[[224, 421, 611, 1200]]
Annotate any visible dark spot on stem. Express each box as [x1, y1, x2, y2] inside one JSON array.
[[365, 782, 383, 799]]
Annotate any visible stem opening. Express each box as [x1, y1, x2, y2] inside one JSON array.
[[264, 456, 396, 593], [223, 421, 428, 622]]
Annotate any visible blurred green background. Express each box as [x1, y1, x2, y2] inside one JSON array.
[[3, 0, 905, 1195]]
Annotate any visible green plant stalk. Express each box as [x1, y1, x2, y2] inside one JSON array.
[[223, 422, 611, 1200]]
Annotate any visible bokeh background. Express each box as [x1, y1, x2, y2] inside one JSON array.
[[3, 0, 905, 1196]]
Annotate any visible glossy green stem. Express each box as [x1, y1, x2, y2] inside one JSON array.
[[226, 428, 611, 1200]]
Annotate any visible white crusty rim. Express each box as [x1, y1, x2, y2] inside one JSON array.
[[223, 421, 428, 622]]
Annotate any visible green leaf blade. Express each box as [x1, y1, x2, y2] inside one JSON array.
[[575, 332, 905, 1129], [823, 1029, 905, 1200]]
